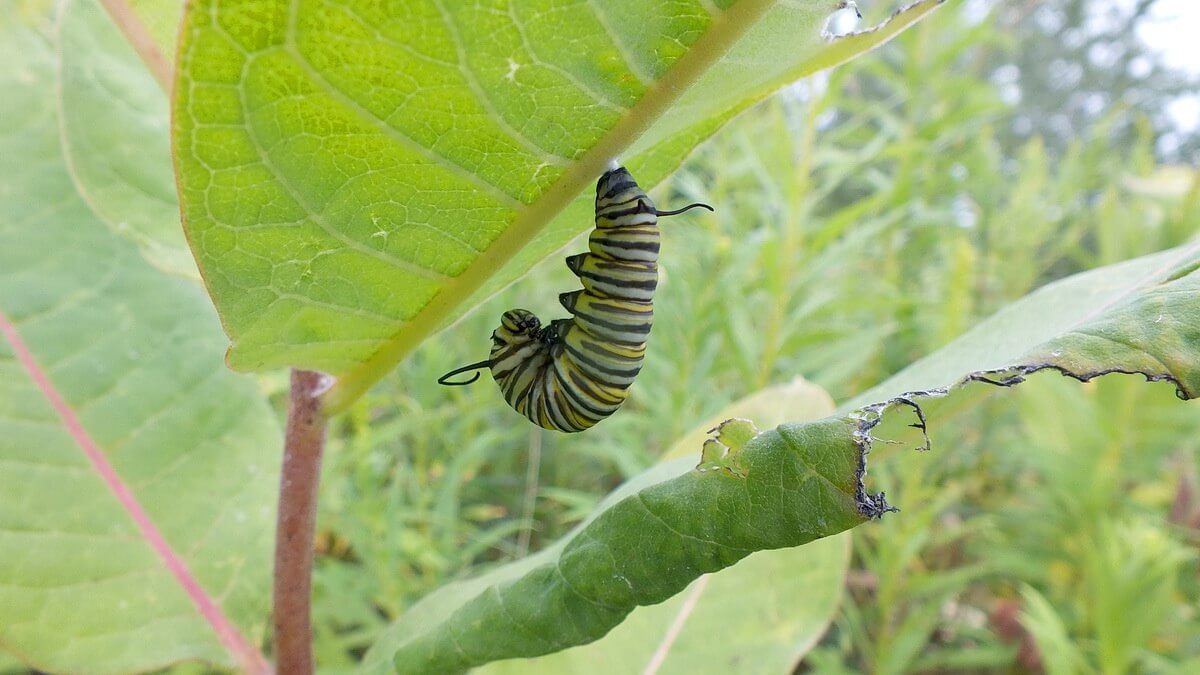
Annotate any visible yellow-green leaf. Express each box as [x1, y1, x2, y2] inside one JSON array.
[[171, 0, 944, 412]]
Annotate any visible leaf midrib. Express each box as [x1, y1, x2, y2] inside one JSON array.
[[0, 309, 270, 675], [321, 0, 779, 414]]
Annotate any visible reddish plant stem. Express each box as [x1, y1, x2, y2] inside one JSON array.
[[1, 310, 272, 674], [274, 369, 328, 675], [98, 0, 172, 92]]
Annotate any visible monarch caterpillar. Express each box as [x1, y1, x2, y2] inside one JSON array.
[[438, 165, 712, 432]]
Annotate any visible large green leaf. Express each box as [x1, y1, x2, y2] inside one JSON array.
[[359, 385, 868, 674], [0, 9, 278, 673], [58, 0, 194, 278], [479, 379, 850, 675], [362, 240, 1198, 674], [378, 417, 878, 674], [171, 0, 944, 411]]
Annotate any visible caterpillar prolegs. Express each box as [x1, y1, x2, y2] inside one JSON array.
[[438, 166, 712, 432]]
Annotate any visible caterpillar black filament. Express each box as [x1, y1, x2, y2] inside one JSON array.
[[438, 166, 712, 432]]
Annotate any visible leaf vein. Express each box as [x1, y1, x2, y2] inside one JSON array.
[[327, 0, 571, 166], [635, 492, 753, 553], [553, 554, 623, 611], [501, 1, 628, 113], [285, 0, 527, 208], [238, 54, 454, 282], [583, 0, 655, 85]]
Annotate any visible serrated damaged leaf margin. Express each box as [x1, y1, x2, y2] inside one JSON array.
[[389, 348, 1197, 673], [853, 249, 1200, 458], [853, 363, 1196, 459], [388, 248, 1199, 673], [853, 362, 1197, 481]]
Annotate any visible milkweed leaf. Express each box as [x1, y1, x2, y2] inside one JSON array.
[[58, 0, 194, 278], [171, 0, 945, 412], [0, 9, 277, 673], [477, 379, 852, 675], [364, 240, 1200, 673]]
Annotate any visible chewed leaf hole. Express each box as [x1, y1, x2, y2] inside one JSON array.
[[696, 417, 758, 478]]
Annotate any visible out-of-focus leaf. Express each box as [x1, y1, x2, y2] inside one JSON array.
[[0, 652, 23, 673], [171, 0, 944, 412], [1123, 166, 1199, 198], [57, 0, 194, 278], [1018, 586, 1086, 675], [480, 379, 851, 675], [0, 10, 277, 674]]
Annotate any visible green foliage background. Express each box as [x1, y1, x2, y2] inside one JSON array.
[[310, 3, 1200, 673], [1, 0, 1199, 672]]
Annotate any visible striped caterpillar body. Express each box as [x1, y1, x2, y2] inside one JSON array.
[[438, 166, 712, 432]]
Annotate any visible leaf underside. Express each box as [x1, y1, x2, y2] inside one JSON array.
[[0, 8, 278, 673], [172, 0, 944, 411], [364, 240, 1199, 674]]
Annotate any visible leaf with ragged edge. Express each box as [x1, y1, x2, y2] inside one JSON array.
[[360, 240, 1199, 674], [360, 379, 878, 672], [0, 9, 277, 674], [478, 379, 851, 675], [842, 241, 1200, 416], [379, 418, 876, 674], [58, 0, 195, 278], [171, 0, 944, 412]]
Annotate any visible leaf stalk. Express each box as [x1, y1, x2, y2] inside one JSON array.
[[98, 0, 171, 92], [273, 369, 329, 675]]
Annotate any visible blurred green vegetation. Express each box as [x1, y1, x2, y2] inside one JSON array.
[[309, 3, 1200, 672]]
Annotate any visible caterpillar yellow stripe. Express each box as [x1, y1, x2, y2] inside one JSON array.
[[438, 166, 712, 432]]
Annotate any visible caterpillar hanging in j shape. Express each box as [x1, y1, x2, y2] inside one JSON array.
[[438, 165, 713, 432]]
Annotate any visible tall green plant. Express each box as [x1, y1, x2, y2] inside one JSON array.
[[4, 0, 1198, 672], [1, 0, 945, 671]]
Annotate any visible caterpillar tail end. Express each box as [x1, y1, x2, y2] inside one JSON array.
[[437, 359, 493, 386]]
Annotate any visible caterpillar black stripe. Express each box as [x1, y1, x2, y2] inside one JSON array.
[[438, 166, 712, 432]]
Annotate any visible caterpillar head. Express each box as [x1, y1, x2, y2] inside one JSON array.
[[490, 310, 546, 371], [495, 309, 541, 342]]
